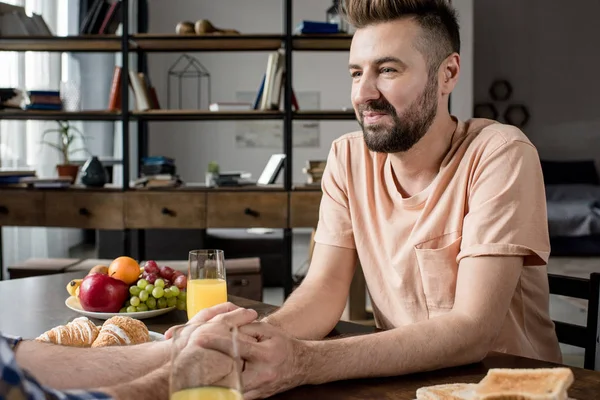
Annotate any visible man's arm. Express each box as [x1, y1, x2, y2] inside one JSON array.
[[230, 256, 522, 399], [15, 339, 170, 390], [302, 256, 522, 383], [263, 242, 357, 340]]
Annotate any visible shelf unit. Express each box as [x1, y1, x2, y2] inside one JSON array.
[[0, 0, 355, 295]]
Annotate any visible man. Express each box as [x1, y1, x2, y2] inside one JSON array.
[[2, 304, 257, 399], [198, 0, 562, 399]]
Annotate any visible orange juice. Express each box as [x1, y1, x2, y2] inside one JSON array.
[[187, 279, 228, 319], [171, 387, 242, 400]]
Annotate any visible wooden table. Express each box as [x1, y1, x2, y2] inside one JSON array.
[[1, 272, 599, 399]]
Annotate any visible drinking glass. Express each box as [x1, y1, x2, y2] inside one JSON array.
[[169, 322, 243, 400], [187, 249, 227, 320]]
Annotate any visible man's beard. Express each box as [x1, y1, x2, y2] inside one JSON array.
[[358, 76, 439, 153]]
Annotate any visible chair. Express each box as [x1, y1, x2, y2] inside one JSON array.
[[548, 272, 600, 371]]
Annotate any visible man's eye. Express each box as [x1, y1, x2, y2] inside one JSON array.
[[350, 71, 362, 78], [381, 67, 396, 73]]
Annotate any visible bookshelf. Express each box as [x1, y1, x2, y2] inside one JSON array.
[[0, 0, 355, 295]]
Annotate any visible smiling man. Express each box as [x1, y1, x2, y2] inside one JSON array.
[[198, 1, 562, 399]]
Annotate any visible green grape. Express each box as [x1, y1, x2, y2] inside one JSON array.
[[152, 287, 164, 299], [129, 286, 141, 296], [125, 300, 131, 307], [137, 303, 149, 312], [119, 307, 127, 313], [145, 284, 155, 294], [137, 279, 148, 289], [167, 297, 177, 308], [139, 290, 149, 302], [130, 296, 141, 307], [157, 297, 168, 309], [170, 286, 180, 297], [163, 288, 173, 299], [146, 297, 157, 309], [176, 299, 186, 311], [127, 306, 137, 313], [177, 291, 186, 301], [155, 278, 165, 289]]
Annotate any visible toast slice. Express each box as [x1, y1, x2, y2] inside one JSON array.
[[475, 368, 574, 400], [416, 383, 478, 399]]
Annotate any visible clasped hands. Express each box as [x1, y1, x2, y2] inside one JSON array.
[[165, 303, 309, 400]]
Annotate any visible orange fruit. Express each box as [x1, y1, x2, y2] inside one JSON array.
[[108, 256, 140, 285], [88, 265, 108, 275]]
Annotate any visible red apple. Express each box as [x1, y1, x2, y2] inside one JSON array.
[[79, 273, 129, 313], [144, 260, 159, 275], [159, 266, 175, 280]]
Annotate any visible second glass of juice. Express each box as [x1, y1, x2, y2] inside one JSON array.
[[187, 249, 227, 320]]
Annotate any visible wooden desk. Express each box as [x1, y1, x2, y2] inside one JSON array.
[[1, 273, 599, 399]]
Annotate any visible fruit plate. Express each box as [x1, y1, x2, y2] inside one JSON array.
[[65, 296, 176, 320]]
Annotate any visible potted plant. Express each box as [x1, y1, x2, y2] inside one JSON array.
[[205, 161, 219, 186], [41, 120, 89, 183]]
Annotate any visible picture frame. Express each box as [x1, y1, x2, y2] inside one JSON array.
[[257, 154, 286, 185]]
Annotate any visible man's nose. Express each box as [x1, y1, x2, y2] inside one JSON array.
[[353, 76, 380, 105]]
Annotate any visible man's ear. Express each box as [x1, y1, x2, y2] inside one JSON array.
[[440, 53, 460, 95]]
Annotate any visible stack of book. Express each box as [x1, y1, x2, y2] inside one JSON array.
[[0, 3, 53, 36], [24, 90, 62, 111], [134, 156, 181, 188], [0, 169, 36, 185], [214, 171, 253, 187], [302, 160, 326, 185]]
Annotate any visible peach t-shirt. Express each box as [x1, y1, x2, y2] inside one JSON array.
[[314, 117, 562, 363]]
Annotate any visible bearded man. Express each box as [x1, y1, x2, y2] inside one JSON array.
[[195, 1, 562, 399]]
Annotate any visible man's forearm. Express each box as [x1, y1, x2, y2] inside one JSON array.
[[303, 312, 491, 384], [100, 363, 170, 400], [264, 279, 349, 340], [15, 339, 170, 389]]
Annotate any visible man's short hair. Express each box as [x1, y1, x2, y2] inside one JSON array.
[[342, 0, 461, 75]]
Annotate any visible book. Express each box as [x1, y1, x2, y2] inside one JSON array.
[[209, 102, 252, 111]]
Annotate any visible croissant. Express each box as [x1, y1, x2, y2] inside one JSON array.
[[36, 317, 100, 347], [91, 316, 150, 347]]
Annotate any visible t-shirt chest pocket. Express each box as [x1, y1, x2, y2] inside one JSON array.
[[414, 231, 462, 311]]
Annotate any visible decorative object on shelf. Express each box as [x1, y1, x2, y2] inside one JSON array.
[[194, 19, 240, 35], [167, 54, 211, 110], [326, 0, 347, 33], [41, 120, 88, 183], [80, 156, 108, 187], [489, 79, 512, 102], [60, 80, 81, 111], [473, 103, 498, 120], [504, 104, 530, 128], [205, 161, 219, 187], [175, 21, 195, 35], [303, 160, 326, 186]]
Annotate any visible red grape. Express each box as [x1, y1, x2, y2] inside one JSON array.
[[171, 270, 184, 280], [144, 272, 158, 284], [173, 274, 187, 290], [144, 260, 159, 275], [159, 266, 175, 280], [163, 279, 171, 288]]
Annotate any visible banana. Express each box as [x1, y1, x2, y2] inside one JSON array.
[[66, 279, 83, 297]]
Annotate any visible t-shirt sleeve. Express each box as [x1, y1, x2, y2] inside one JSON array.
[[457, 138, 550, 266], [313, 141, 356, 249]]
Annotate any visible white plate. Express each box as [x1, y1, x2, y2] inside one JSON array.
[[65, 296, 176, 320], [149, 331, 165, 341]]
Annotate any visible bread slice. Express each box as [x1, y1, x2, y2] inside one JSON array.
[[475, 368, 574, 400], [416, 383, 478, 399]]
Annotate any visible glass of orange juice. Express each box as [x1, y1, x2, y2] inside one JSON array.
[[169, 322, 243, 400], [187, 249, 228, 320]]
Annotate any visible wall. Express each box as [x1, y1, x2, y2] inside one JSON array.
[[474, 0, 600, 166], [451, 0, 473, 121], [146, 0, 474, 184]]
